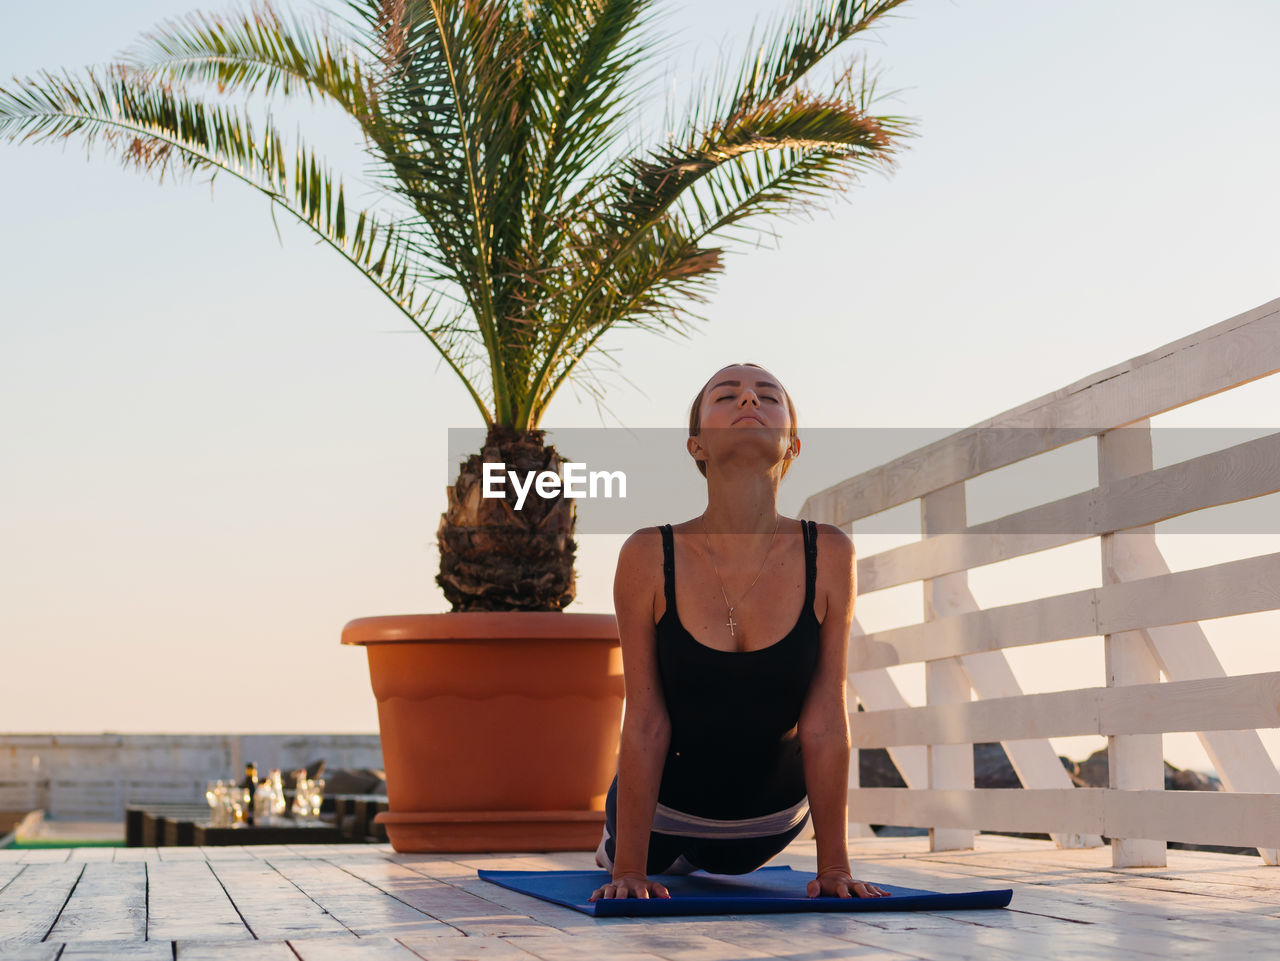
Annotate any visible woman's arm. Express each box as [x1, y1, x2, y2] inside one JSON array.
[[797, 524, 888, 898], [590, 528, 672, 901]]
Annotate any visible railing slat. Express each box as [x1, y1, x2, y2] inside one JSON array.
[[857, 429, 1280, 594], [848, 788, 1280, 850], [850, 670, 1280, 746], [802, 297, 1280, 526], [850, 551, 1280, 671]]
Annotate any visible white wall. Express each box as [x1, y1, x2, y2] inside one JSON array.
[[0, 734, 383, 821]]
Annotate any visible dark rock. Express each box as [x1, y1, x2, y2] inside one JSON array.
[[1064, 747, 1223, 792], [974, 742, 1021, 788], [858, 748, 907, 789], [859, 742, 1022, 789]]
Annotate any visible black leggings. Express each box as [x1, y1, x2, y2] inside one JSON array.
[[601, 774, 810, 876]]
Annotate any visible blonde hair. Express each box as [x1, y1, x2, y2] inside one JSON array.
[[688, 363, 798, 479]]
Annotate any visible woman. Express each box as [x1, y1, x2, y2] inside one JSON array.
[[589, 363, 889, 901]]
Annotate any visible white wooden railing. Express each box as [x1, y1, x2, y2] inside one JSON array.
[[800, 297, 1280, 867]]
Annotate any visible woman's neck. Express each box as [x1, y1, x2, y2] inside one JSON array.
[[700, 467, 781, 535]]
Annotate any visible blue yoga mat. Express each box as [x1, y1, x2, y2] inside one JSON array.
[[478, 864, 1013, 917]]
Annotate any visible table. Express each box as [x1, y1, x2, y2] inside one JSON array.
[[125, 796, 389, 846], [192, 819, 345, 845]]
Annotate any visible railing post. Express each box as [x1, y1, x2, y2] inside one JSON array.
[[922, 482, 975, 851], [848, 698, 876, 838], [1098, 421, 1167, 868]]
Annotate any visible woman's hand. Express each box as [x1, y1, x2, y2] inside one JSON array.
[[588, 872, 671, 901], [806, 869, 890, 898]]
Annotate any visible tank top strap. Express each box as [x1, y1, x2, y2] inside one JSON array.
[[803, 519, 818, 612], [659, 524, 677, 614]]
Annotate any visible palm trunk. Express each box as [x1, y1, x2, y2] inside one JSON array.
[[436, 425, 577, 611]]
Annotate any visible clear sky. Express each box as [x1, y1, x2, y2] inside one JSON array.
[[2, 0, 1278, 775]]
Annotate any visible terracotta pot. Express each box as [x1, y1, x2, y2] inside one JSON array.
[[341, 612, 622, 853]]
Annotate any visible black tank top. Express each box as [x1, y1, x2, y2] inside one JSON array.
[[653, 520, 822, 819]]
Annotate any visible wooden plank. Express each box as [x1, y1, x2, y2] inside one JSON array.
[[415, 880, 582, 936], [157, 847, 212, 861], [333, 857, 524, 929], [863, 914, 1232, 959], [59, 943, 172, 959], [856, 429, 1280, 592], [857, 530, 1079, 595], [922, 482, 976, 853], [0, 945, 62, 961], [111, 848, 160, 863], [884, 857, 1222, 921], [46, 862, 147, 943], [200, 847, 256, 862], [850, 672, 1280, 745], [1107, 790, 1280, 849], [847, 788, 1280, 849], [849, 587, 1096, 671], [989, 881, 1280, 940], [0, 862, 83, 944], [288, 937, 423, 960], [396, 935, 560, 960], [1101, 419, 1165, 873], [849, 551, 1280, 670], [751, 914, 1037, 961], [0, 865, 23, 893], [176, 941, 299, 960], [511, 931, 786, 961], [675, 920, 922, 960], [800, 296, 1280, 526], [17, 848, 70, 864], [267, 856, 454, 938], [207, 860, 353, 941], [1097, 551, 1280, 635], [495, 934, 670, 961], [66, 848, 118, 863], [289, 941, 430, 961], [149, 860, 252, 942]]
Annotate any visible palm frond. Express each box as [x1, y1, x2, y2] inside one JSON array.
[[520, 0, 656, 252], [521, 2, 913, 423], [0, 63, 495, 421], [708, 0, 912, 125], [120, 1, 373, 119], [348, 0, 530, 422], [3, 0, 920, 436]]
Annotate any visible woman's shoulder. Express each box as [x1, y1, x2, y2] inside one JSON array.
[[618, 526, 666, 566], [812, 522, 854, 552]]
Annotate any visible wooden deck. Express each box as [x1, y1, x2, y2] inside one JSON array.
[[0, 834, 1276, 960]]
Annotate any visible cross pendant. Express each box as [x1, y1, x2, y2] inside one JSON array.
[[725, 608, 737, 637]]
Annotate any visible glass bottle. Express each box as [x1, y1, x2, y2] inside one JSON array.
[[243, 762, 257, 826]]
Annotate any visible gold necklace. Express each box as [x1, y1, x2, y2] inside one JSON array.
[[701, 514, 783, 638]]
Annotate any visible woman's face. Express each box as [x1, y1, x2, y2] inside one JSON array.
[[693, 365, 795, 474]]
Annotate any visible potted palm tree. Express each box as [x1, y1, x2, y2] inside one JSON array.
[[0, 0, 913, 850]]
